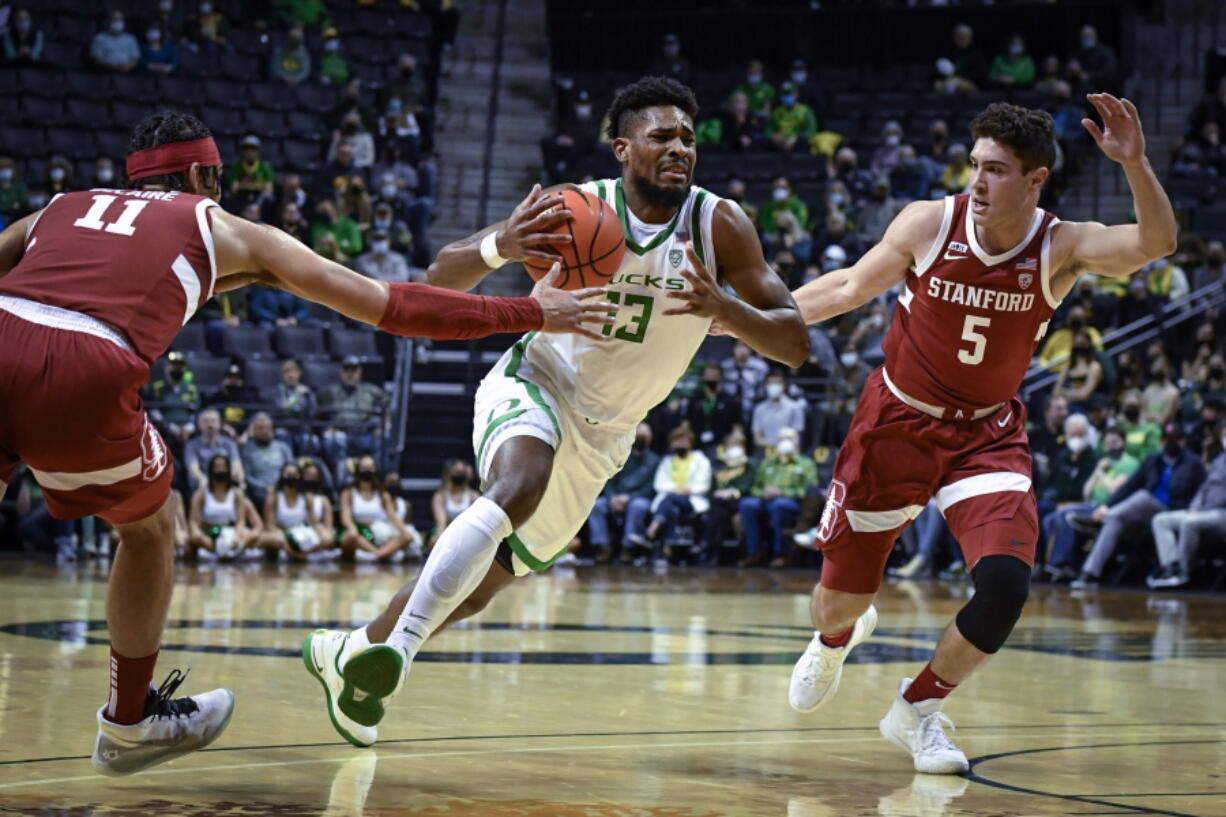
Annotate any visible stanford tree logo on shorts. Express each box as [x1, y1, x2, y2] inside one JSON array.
[[140, 419, 167, 481], [817, 479, 846, 542]]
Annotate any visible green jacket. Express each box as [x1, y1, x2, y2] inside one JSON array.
[[768, 103, 817, 140], [319, 52, 349, 85], [736, 80, 775, 113], [1119, 420, 1161, 461], [712, 457, 756, 496], [752, 454, 817, 499], [605, 449, 660, 499], [758, 196, 809, 235], [311, 217, 363, 258], [1088, 452, 1140, 505], [989, 54, 1035, 86]]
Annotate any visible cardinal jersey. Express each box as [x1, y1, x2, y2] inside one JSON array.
[[883, 194, 1061, 417], [0, 188, 219, 365]]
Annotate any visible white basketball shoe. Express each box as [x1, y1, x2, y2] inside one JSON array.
[[91, 670, 234, 776], [302, 629, 378, 747], [788, 605, 878, 712], [878, 678, 969, 774]]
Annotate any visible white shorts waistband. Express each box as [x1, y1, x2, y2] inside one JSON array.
[[0, 295, 134, 354], [881, 368, 1001, 421]]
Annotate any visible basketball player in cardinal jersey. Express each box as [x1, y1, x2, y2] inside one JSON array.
[[786, 94, 1177, 773], [0, 112, 610, 775]]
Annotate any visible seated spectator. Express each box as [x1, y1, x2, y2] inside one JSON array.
[[1145, 255, 1191, 301], [831, 147, 874, 204], [736, 59, 774, 115], [319, 357, 388, 472], [702, 91, 766, 152], [372, 143, 420, 202], [768, 82, 817, 154], [1029, 393, 1069, 484], [241, 412, 295, 509], [920, 119, 951, 177], [187, 454, 261, 560], [311, 199, 363, 263], [24, 187, 49, 214], [140, 26, 178, 74], [272, 0, 328, 27], [1037, 413, 1099, 529], [273, 173, 309, 221], [257, 462, 331, 560], [1186, 397, 1223, 458], [648, 32, 691, 85], [858, 176, 900, 244], [759, 177, 810, 264], [270, 24, 310, 85], [91, 157, 118, 188], [318, 26, 349, 86], [355, 227, 410, 283], [1053, 331, 1105, 408], [589, 423, 658, 563], [813, 211, 865, 261], [264, 359, 318, 427], [685, 363, 743, 449], [339, 455, 415, 561], [206, 363, 258, 436], [183, 407, 243, 490], [722, 340, 770, 421], [1072, 25, 1119, 93], [3, 8, 44, 64], [889, 145, 931, 203], [870, 121, 905, 178], [148, 350, 201, 442], [752, 371, 806, 450], [1073, 426, 1206, 587], [40, 156, 71, 197], [1033, 55, 1064, 97], [723, 178, 756, 223], [388, 53, 427, 111], [1189, 240, 1225, 290], [331, 116, 377, 170], [338, 175, 373, 234], [703, 430, 755, 563], [91, 10, 141, 73], [1117, 389, 1161, 461], [299, 459, 336, 541], [1189, 76, 1226, 138], [541, 90, 598, 183], [314, 142, 367, 204], [240, 202, 263, 223], [934, 23, 985, 94], [430, 459, 479, 549], [228, 136, 275, 205], [0, 157, 28, 220], [1143, 356, 1180, 427], [184, 1, 229, 53], [329, 79, 377, 133], [149, 0, 184, 46], [370, 200, 413, 259], [643, 424, 711, 550], [738, 427, 815, 567], [278, 201, 310, 244], [989, 34, 1035, 88], [1148, 420, 1226, 587], [939, 144, 971, 193]]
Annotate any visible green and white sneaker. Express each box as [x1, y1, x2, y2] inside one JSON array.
[[340, 643, 408, 727], [302, 630, 378, 747]]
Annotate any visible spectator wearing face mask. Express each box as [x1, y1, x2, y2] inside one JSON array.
[[1044, 426, 1138, 580], [698, 91, 766, 152], [228, 135, 275, 204], [1195, 354, 1226, 406], [148, 351, 201, 442], [1033, 55, 1064, 98], [1038, 306, 1103, 370], [889, 145, 932, 203], [319, 358, 388, 472], [703, 431, 756, 563], [768, 82, 818, 154], [721, 340, 771, 420], [271, 25, 310, 85], [1189, 240, 1225, 290], [42, 156, 73, 197], [1147, 419, 1226, 588], [330, 116, 376, 170], [1116, 390, 1161, 461], [389, 53, 427, 111], [736, 59, 774, 115], [240, 413, 294, 509], [3, 8, 44, 64], [738, 427, 815, 567], [869, 121, 906, 178], [431, 459, 479, 549], [589, 423, 659, 563], [318, 26, 349, 86], [541, 90, 599, 184], [830, 147, 874, 204], [648, 32, 691, 85], [752, 372, 806, 450], [139, 25, 178, 73], [311, 199, 363, 263], [184, 408, 244, 492], [685, 363, 743, 449], [185, 1, 228, 52], [187, 455, 262, 560], [354, 228, 410, 283], [91, 157, 117, 188], [1143, 356, 1180, 427], [933, 24, 984, 94], [368, 201, 413, 259], [940, 143, 971, 194], [989, 34, 1035, 88], [378, 97, 423, 167], [91, 10, 141, 72], [206, 364, 259, 437], [1053, 331, 1104, 409], [858, 176, 900, 245], [724, 178, 757, 224], [1144, 256, 1189, 301], [1073, 426, 1206, 588], [277, 201, 310, 244], [758, 177, 809, 262], [643, 424, 711, 550], [1071, 25, 1119, 94], [1037, 413, 1099, 533]]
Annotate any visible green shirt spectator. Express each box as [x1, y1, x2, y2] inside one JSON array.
[[270, 26, 310, 85], [758, 181, 809, 236], [272, 0, 328, 26], [0, 159, 28, 219], [228, 136, 276, 198], [736, 59, 774, 114], [1087, 451, 1139, 505], [1118, 393, 1161, 460], [767, 82, 818, 148], [318, 27, 348, 85], [148, 353, 201, 428], [751, 450, 817, 499], [311, 200, 363, 262], [989, 36, 1036, 87], [605, 445, 661, 500]]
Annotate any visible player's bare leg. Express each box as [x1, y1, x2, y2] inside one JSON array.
[[303, 436, 551, 744], [92, 495, 236, 775], [789, 583, 879, 713]]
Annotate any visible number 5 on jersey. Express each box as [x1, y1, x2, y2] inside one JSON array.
[[958, 315, 990, 365]]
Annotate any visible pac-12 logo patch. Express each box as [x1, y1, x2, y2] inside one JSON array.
[[669, 248, 684, 268], [1017, 272, 1033, 290], [140, 418, 168, 481], [817, 479, 846, 542]]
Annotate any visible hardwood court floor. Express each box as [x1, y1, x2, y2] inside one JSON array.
[[0, 558, 1222, 817]]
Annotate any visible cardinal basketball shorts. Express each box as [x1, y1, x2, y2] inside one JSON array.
[[816, 367, 1038, 594], [472, 344, 635, 576], [0, 302, 173, 524]]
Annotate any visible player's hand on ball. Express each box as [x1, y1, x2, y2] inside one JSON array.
[[498, 184, 574, 265], [664, 242, 732, 320], [532, 263, 617, 341], [1082, 93, 1145, 167]]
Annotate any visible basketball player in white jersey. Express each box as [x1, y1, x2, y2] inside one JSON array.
[[302, 76, 810, 747]]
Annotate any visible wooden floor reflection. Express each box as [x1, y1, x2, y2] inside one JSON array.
[[0, 559, 1222, 817]]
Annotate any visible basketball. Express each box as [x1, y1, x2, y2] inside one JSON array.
[[523, 189, 625, 290]]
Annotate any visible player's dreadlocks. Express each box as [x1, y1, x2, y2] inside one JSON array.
[[605, 76, 699, 141], [969, 103, 1057, 174], [126, 111, 218, 190]]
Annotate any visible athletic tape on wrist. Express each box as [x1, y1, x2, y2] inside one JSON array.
[[480, 231, 508, 269]]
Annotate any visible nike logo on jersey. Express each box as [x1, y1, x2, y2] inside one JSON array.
[[943, 251, 967, 261], [997, 410, 1012, 427]]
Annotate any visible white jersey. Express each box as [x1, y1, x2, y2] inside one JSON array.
[[514, 179, 722, 427]]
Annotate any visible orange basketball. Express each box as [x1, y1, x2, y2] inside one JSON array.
[[523, 189, 625, 290]]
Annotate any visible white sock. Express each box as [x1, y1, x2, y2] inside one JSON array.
[[385, 497, 512, 662], [343, 625, 371, 664]]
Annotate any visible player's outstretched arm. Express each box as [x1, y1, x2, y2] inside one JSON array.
[[211, 210, 614, 341], [664, 200, 809, 368], [791, 200, 940, 325], [1056, 94, 1177, 281], [425, 183, 578, 292]]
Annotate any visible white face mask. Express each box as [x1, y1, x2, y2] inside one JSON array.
[[724, 445, 746, 464], [1009, 44, 1024, 57], [147, 30, 161, 42], [791, 71, 807, 84], [49, 168, 65, 182], [1067, 436, 1089, 453], [885, 134, 901, 147], [27, 194, 47, 208], [772, 187, 789, 202], [747, 73, 762, 84], [830, 192, 845, 207], [575, 105, 592, 118], [776, 438, 797, 457], [200, 2, 213, 13], [110, 19, 125, 33], [324, 39, 340, 52], [766, 382, 784, 399], [373, 217, 392, 230], [371, 239, 390, 254], [840, 351, 859, 368], [160, 0, 174, 11], [380, 183, 398, 199], [97, 167, 114, 183]]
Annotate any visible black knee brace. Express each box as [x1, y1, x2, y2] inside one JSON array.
[[954, 555, 1031, 654]]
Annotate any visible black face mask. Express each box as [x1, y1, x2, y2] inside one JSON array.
[[211, 471, 230, 484], [1068, 317, 1086, 331], [279, 477, 300, 490], [357, 469, 376, 483], [633, 438, 649, 452], [168, 367, 184, 383], [449, 474, 467, 486], [1123, 406, 1140, 423], [1163, 440, 1182, 458], [301, 478, 322, 492], [1073, 345, 1092, 358], [1105, 445, 1124, 459], [1211, 367, 1225, 380], [704, 379, 720, 391], [673, 447, 691, 458]]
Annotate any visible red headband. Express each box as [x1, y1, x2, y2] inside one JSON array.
[[125, 137, 222, 181]]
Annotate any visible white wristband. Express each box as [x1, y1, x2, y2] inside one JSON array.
[[480, 231, 508, 269]]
